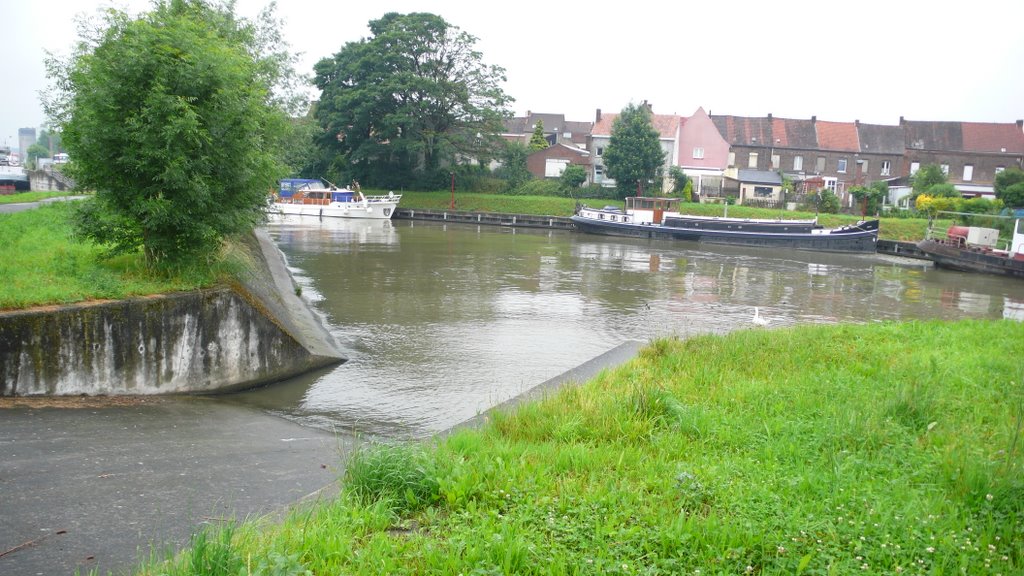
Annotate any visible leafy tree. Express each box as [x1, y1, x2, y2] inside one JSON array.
[[495, 141, 531, 191], [26, 143, 50, 165], [603, 103, 665, 199], [528, 119, 549, 150], [850, 180, 888, 216], [910, 164, 947, 202], [668, 166, 690, 198], [46, 0, 297, 268], [994, 167, 1024, 208], [817, 189, 840, 214], [927, 183, 961, 198], [560, 164, 587, 191], [312, 12, 512, 189]]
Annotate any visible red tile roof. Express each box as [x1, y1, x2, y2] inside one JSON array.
[[815, 121, 860, 152], [592, 112, 681, 139], [961, 122, 1024, 153]]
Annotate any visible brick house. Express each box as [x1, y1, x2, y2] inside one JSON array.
[[526, 143, 591, 181], [501, 111, 592, 148], [899, 118, 1024, 200]]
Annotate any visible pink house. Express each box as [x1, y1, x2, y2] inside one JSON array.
[[677, 107, 730, 196]]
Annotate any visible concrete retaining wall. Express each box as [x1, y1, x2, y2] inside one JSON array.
[[0, 229, 345, 396]]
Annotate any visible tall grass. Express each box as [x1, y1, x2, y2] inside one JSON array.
[[0, 202, 241, 310], [0, 191, 77, 205], [136, 320, 1023, 575]]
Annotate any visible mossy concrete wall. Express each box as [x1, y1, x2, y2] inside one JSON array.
[[0, 229, 345, 396]]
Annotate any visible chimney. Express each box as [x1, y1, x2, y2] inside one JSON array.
[[1017, 119, 1023, 130], [855, 119, 860, 127], [811, 115, 816, 124], [595, 108, 602, 123], [899, 116, 905, 125], [767, 113, 772, 121]]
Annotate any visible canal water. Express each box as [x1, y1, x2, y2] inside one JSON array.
[[227, 216, 1024, 439]]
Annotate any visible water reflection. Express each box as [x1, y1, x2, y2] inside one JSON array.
[[229, 217, 1024, 438]]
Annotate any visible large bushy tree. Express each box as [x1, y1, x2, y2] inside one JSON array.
[[994, 167, 1024, 208], [602, 103, 665, 199], [46, 0, 298, 268], [312, 12, 512, 189], [910, 163, 951, 202], [528, 119, 549, 150]]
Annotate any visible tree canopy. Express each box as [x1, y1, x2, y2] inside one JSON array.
[[528, 119, 549, 150], [602, 103, 665, 199], [48, 0, 298, 268], [994, 167, 1024, 208], [910, 164, 951, 202], [312, 12, 512, 189]]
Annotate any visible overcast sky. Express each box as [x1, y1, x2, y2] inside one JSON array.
[[5, 0, 1023, 151]]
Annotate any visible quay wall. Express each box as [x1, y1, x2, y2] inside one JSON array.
[[0, 229, 345, 396]]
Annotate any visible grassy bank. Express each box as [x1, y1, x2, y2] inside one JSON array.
[[136, 320, 1023, 576], [0, 202, 228, 310], [0, 191, 77, 205], [391, 191, 943, 242]]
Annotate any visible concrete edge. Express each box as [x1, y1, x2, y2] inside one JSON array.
[[442, 340, 647, 436]]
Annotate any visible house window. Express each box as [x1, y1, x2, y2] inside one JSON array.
[[823, 177, 838, 192], [963, 164, 973, 181], [596, 147, 604, 157], [941, 163, 949, 175], [860, 160, 869, 176], [728, 152, 736, 167], [816, 156, 826, 172], [996, 166, 1005, 174], [693, 147, 704, 159], [771, 154, 780, 169], [910, 161, 920, 174], [595, 165, 603, 178], [748, 152, 758, 168], [754, 186, 774, 197], [793, 156, 803, 171], [837, 158, 848, 173], [544, 159, 569, 178], [881, 160, 891, 176]]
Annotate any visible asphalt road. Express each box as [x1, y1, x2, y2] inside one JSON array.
[[0, 397, 353, 576]]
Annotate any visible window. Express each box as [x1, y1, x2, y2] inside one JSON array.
[[692, 147, 704, 159], [728, 152, 736, 167], [754, 186, 774, 197], [996, 166, 1005, 174], [544, 159, 569, 178], [771, 154, 780, 169], [596, 147, 604, 157], [816, 156, 826, 172], [595, 165, 603, 178], [823, 177, 838, 192], [837, 158, 848, 173], [941, 163, 949, 175], [748, 152, 758, 168], [910, 161, 920, 174], [793, 156, 803, 171], [881, 160, 891, 176], [860, 160, 869, 175], [963, 164, 973, 181]]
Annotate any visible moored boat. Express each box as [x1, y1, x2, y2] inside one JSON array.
[[916, 217, 1024, 279], [571, 197, 879, 253], [273, 179, 401, 220]]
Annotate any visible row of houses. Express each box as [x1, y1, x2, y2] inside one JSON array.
[[501, 104, 1024, 208]]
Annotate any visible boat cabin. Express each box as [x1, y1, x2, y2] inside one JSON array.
[[624, 197, 682, 225]]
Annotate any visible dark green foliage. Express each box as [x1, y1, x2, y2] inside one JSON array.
[[559, 164, 587, 191], [995, 167, 1024, 207], [668, 166, 690, 198], [312, 12, 511, 189], [910, 164, 948, 202], [602, 103, 666, 199], [850, 180, 888, 215], [509, 179, 562, 197], [817, 189, 841, 213], [928, 183, 961, 198], [495, 141, 532, 191], [51, 0, 294, 268], [528, 119, 549, 150]]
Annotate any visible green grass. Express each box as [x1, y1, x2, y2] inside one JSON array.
[[0, 191, 78, 204], [0, 202, 232, 310], [133, 320, 1023, 576], [390, 190, 945, 242]]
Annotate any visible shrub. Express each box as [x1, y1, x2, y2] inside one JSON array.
[[344, 443, 439, 513], [508, 179, 563, 197]]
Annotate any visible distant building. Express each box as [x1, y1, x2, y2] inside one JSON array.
[[18, 128, 36, 158]]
